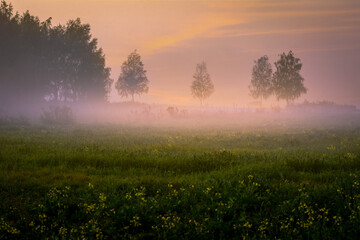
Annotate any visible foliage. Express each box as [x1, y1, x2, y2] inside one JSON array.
[[40, 105, 74, 125], [0, 1, 112, 111], [47, 19, 112, 103], [249, 55, 273, 104], [191, 62, 214, 105], [115, 50, 149, 102], [272, 51, 307, 104], [2, 172, 360, 239]]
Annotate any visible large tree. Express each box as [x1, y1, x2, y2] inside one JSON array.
[[0, 2, 50, 109], [249, 55, 272, 105], [191, 62, 214, 106], [115, 50, 149, 102], [272, 51, 307, 105], [48, 18, 112, 103], [0, 1, 112, 113]]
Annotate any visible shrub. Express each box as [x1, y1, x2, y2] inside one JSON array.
[[41, 105, 74, 125]]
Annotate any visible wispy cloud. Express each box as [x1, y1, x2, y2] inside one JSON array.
[[245, 9, 360, 18], [144, 14, 242, 55], [209, 25, 360, 38], [142, 0, 360, 55], [295, 45, 360, 53]]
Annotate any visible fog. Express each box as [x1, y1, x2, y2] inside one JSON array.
[[1, 100, 359, 132], [76, 102, 360, 130]]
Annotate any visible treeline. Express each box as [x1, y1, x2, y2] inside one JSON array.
[[0, 1, 112, 112], [0, 0, 308, 115]]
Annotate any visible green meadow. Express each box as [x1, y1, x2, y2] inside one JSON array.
[[1, 118, 360, 239]]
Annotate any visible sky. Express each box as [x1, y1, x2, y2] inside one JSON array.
[[9, 0, 360, 107]]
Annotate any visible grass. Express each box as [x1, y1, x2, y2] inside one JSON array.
[[0, 120, 360, 239]]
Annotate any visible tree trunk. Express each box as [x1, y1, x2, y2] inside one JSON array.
[[131, 94, 134, 102]]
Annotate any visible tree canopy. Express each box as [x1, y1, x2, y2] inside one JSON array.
[[0, 1, 112, 113], [272, 51, 307, 104], [249, 55, 273, 105], [115, 50, 149, 102], [191, 62, 214, 106]]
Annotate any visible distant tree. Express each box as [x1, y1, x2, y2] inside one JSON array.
[[272, 51, 307, 105], [191, 62, 214, 105], [249, 55, 272, 105], [115, 50, 149, 102]]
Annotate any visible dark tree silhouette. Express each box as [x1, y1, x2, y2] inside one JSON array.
[[0, 2, 50, 109], [115, 50, 149, 102], [191, 62, 214, 106], [0, 1, 112, 113], [48, 18, 112, 103], [249, 55, 272, 105], [272, 51, 307, 105]]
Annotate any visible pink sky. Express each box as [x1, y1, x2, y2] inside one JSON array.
[[10, 0, 360, 107]]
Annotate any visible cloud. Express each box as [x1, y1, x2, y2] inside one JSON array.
[[144, 13, 242, 55], [142, 0, 360, 55], [209, 25, 360, 39], [295, 45, 360, 53], [205, 0, 360, 18], [245, 9, 360, 18]]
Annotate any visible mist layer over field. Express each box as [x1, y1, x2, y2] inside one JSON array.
[[2, 100, 358, 128]]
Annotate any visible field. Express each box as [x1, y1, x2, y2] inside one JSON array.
[[1, 114, 360, 239]]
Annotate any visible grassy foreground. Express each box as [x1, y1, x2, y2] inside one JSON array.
[[1, 123, 360, 239]]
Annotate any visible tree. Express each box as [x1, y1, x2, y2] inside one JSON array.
[[47, 18, 112, 103], [249, 55, 272, 105], [115, 50, 149, 102], [0, 1, 112, 114], [191, 62, 214, 105], [272, 51, 307, 105], [0, 2, 50, 109]]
